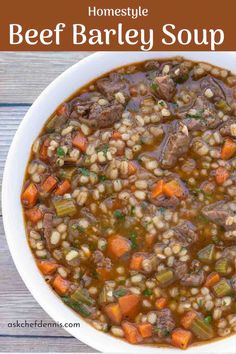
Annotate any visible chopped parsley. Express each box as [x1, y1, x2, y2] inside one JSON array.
[[158, 100, 165, 107], [113, 288, 128, 298], [143, 289, 153, 296], [140, 202, 148, 210], [186, 109, 204, 119], [114, 210, 125, 220], [71, 224, 85, 233], [129, 232, 138, 249], [97, 144, 109, 157], [151, 82, 159, 92], [192, 188, 202, 195], [40, 255, 48, 260], [80, 167, 90, 176], [99, 175, 107, 182], [212, 235, 220, 245], [130, 205, 136, 216], [57, 147, 65, 157], [159, 207, 166, 214], [197, 299, 203, 307], [154, 327, 170, 337], [92, 270, 99, 279], [204, 315, 212, 324], [163, 330, 171, 337]]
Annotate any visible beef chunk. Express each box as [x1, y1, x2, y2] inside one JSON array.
[[70, 92, 101, 117], [174, 260, 188, 280], [80, 101, 124, 129], [219, 119, 236, 138], [92, 250, 112, 270], [201, 201, 236, 230], [92, 250, 104, 265], [173, 221, 198, 247], [150, 195, 180, 209], [80, 208, 97, 224], [97, 73, 130, 101], [200, 180, 216, 194], [170, 63, 190, 83], [53, 115, 68, 129], [61, 133, 73, 148], [155, 309, 175, 337], [70, 90, 124, 129], [81, 273, 92, 287], [222, 246, 236, 261], [153, 75, 176, 101], [70, 102, 91, 118], [43, 213, 53, 248], [190, 259, 202, 272], [200, 76, 226, 102], [180, 270, 205, 287], [159, 121, 190, 169], [178, 96, 221, 131], [136, 167, 157, 184], [144, 60, 160, 71], [231, 275, 236, 291], [73, 91, 102, 104], [43, 212, 53, 231]]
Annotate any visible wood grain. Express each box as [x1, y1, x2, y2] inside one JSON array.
[[0, 52, 96, 352], [0, 106, 28, 196], [0, 336, 93, 353], [0, 52, 92, 104]]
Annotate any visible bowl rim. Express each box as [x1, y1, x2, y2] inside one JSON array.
[[2, 51, 236, 353]]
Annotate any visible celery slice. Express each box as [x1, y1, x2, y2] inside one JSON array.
[[198, 244, 215, 264], [213, 279, 232, 297], [70, 289, 95, 306], [59, 167, 76, 180], [53, 198, 77, 217], [62, 296, 92, 317], [191, 317, 214, 340], [156, 269, 174, 287], [215, 258, 229, 275], [45, 114, 58, 131]]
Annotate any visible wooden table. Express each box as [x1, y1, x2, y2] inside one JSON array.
[[0, 52, 97, 352]]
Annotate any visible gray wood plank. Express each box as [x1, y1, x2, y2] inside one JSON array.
[[0, 336, 93, 353], [0, 106, 28, 208], [0, 52, 93, 104]]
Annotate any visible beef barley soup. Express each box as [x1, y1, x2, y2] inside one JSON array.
[[21, 57, 236, 349]]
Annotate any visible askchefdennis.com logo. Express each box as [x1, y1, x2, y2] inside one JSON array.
[[7, 320, 80, 328]]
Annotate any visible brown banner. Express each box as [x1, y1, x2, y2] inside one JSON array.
[[0, 0, 235, 51]]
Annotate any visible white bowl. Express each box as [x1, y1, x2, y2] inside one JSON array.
[[2, 52, 236, 353]]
